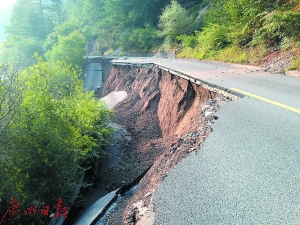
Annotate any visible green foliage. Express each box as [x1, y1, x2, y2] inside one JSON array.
[[43, 16, 84, 51], [203, 0, 232, 26], [6, 0, 67, 40], [288, 57, 300, 70], [0, 36, 43, 64], [45, 30, 86, 67], [65, 0, 85, 20], [158, 0, 193, 44], [83, 0, 105, 25], [100, 0, 169, 30], [193, 24, 230, 59], [118, 27, 162, 52], [46, 0, 66, 25], [2, 0, 299, 62], [6, 0, 47, 40], [0, 63, 25, 152], [179, 0, 300, 66], [87, 0, 169, 51], [280, 36, 298, 50], [0, 0, 69, 63], [288, 48, 300, 70], [216, 46, 247, 63], [1, 0, 174, 57], [250, 11, 300, 47], [177, 34, 198, 48], [0, 58, 112, 224]]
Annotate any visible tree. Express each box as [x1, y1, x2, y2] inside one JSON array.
[[0, 58, 112, 224], [45, 0, 66, 25], [117, 27, 162, 52], [0, 63, 25, 155], [83, 0, 105, 25], [43, 16, 84, 51], [158, 0, 193, 45], [2, 0, 68, 63], [6, 0, 46, 39], [82, 0, 169, 51], [1, 36, 43, 63], [45, 30, 86, 67], [65, 0, 86, 22]]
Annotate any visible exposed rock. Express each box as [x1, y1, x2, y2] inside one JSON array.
[[261, 51, 294, 73]]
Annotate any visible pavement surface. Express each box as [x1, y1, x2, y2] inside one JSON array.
[[84, 60, 103, 91], [74, 188, 120, 225], [112, 57, 300, 224]]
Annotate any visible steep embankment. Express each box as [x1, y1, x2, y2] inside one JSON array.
[[99, 64, 234, 224]]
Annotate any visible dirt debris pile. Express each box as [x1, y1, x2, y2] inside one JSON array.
[[261, 51, 294, 73], [100, 64, 232, 224]]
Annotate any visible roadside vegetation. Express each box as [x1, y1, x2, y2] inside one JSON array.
[[179, 0, 300, 70], [0, 57, 112, 224], [0, 1, 114, 223]]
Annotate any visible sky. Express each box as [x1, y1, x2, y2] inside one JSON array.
[[0, 0, 17, 43]]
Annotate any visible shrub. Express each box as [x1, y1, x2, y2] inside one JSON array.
[[158, 0, 193, 45], [45, 30, 86, 68], [118, 27, 162, 52], [250, 11, 300, 47], [0, 36, 43, 64], [0, 58, 112, 224], [177, 34, 198, 48], [194, 24, 230, 58]]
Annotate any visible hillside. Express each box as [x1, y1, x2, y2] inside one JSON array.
[[179, 0, 300, 73], [0, 0, 299, 72]]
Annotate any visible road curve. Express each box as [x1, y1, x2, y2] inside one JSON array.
[[113, 57, 300, 224]]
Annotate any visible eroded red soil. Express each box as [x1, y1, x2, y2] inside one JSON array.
[[97, 65, 232, 225]]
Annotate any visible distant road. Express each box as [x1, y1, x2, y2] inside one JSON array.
[[113, 57, 300, 224], [84, 60, 102, 91]]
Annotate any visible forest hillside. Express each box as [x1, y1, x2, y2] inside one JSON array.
[[0, 0, 300, 69], [0, 0, 299, 71]]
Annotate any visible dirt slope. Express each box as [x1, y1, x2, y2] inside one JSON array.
[[100, 65, 232, 224]]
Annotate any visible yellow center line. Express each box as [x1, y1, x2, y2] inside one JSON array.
[[231, 88, 300, 114]]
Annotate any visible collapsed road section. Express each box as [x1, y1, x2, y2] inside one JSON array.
[[90, 58, 240, 225]]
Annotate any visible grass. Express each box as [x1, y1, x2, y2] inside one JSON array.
[[288, 58, 300, 71], [177, 44, 267, 66], [288, 47, 300, 71]]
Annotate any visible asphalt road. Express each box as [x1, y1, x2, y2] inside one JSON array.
[[112, 58, 300, 224], [74, 188, 119, 225], [84, 60, 103, 91]]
